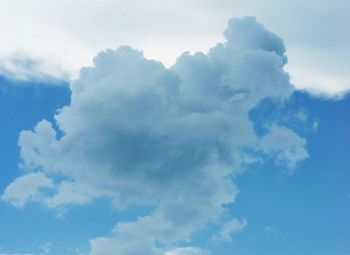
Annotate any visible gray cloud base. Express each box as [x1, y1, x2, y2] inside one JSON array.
[[2, 17, 308, 254]]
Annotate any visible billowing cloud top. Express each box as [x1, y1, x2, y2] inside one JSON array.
[[2, 17, 308, 255]]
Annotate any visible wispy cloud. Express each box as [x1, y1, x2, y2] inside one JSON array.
[[212, 218, 247, 241]]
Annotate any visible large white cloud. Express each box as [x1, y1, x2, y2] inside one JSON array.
[[0, 0, 348, 95], [2, 17, 308, 254]]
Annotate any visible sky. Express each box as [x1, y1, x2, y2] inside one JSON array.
[[0, 1, 349, 255]]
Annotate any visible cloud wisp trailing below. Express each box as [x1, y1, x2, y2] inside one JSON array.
[[2, 17, 309, 254]]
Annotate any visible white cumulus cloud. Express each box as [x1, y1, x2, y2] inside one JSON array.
[[2, 17, 308, 254]]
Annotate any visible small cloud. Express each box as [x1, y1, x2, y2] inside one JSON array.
[[165, 247, 210, 255], [1, 172, 54, 208], [258, 125, 309, 172], [263, 225, 275, 235], [39, 243, 51, 255], [212, 218, 247, 241], [296, 109, 308, 122]]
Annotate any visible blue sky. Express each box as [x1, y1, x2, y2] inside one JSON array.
[[0, 2, 349, 255]]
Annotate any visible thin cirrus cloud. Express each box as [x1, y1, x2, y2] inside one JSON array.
[[2, 17, 308, 254]]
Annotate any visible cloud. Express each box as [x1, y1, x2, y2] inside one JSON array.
[[165, 247, 210, 255], [38, 243, 51, 255], [263, 225, 276, 235], [1, 172, 53, 207], [224, 17, 286, 63], [1, 0, 349, 94], [0, 253, 32, 255], [2, 17, 308, 254], [0, 243, 51, 255], [258, 125, 309, 170], [0, 53, 69, 83], [212, 218, 247, 241]]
